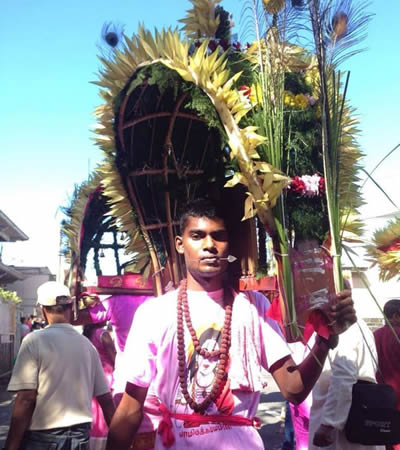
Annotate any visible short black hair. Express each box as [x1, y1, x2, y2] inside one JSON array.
[[20, 317, 26, 324], [384, 299, 400, 319], [43, 304, 72, 315], [179, 198, 227, 234]]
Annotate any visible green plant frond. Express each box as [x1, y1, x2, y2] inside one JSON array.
[[360, 168, 399, 211], [361, 144, 400, 189], [239, 0, 268, 44], [239, 0, 309, 46]]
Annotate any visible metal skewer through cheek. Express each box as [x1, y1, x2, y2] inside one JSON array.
[[189, 255, 237, 263]]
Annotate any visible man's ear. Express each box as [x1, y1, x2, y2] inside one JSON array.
[[41, 306, 47, 323], [393, 312, 400, 324], [175, 235, 184, 254]]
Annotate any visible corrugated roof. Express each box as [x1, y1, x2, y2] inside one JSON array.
[[0, 210, 28, 242]]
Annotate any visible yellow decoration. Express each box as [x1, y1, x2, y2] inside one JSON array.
[[263, 0, 285, 15], [283, 92, 308, 109], [95, 24, 290, 237], [366, 217, 400, 282], [179, 0, 221, 39], [284, 91, 295, 107], [61, 171, 104, 264], [294, 93, 308, 109]]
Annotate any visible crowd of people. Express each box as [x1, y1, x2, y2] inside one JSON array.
[[19, 315, 46, 341], [4, 199, 400, 450]]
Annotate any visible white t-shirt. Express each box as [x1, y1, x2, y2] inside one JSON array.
[[118, 288, 291, 449], [308, 320, 384, 450], [8, 323, 109, 430]]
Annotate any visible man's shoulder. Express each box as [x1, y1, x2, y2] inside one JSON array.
[[374, 324, 400, 340], [136, 290, 177, 314], [238, 290, 270, 313]]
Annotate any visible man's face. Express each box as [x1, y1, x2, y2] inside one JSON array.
[[175, 216, 229, 281], [391, 312, 400, 327]]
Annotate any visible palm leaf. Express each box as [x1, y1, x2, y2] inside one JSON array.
[[360, 168, 399, 210]]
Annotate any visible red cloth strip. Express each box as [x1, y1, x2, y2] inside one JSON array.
[[157, 404, 261, 448]]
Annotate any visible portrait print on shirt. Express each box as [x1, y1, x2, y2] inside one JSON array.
[[174, 326, 234, 417]]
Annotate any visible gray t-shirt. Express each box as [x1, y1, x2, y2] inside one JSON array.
[[8, 323, 109, 430]]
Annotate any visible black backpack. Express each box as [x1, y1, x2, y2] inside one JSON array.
[[345, 380, 400, 445]]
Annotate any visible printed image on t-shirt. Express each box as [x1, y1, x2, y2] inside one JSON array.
[[174, 326, 234, 417]]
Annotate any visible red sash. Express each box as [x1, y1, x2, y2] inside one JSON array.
[[157, 404, 261, 448]]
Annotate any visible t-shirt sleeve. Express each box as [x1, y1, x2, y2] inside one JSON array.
[[253, 291, 291, 371], [116, 300, 158, 390], [92, 348, 111, 397], [89, 298, 111, 324], [320, 326, 358, 429], [8, 335, 39, 391]]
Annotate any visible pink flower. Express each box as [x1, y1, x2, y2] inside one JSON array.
[[305, 93, 317, 106], [302, 174, 321, 197]]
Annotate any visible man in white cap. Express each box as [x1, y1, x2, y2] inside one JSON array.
[[4, 281, 115, 450]]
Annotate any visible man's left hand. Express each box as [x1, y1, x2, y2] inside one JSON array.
[[327, 289, 356, 335], [313, 424, 335, 447]]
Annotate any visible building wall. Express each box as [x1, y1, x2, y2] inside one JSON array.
[[6, 267, 55, 316], [350, 266, 399, 323]]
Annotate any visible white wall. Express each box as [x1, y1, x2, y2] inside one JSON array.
[[6, 267, 54, 316], [349, 264, 399, 320]]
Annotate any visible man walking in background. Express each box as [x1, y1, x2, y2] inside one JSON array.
[[374, 299, 400, 450], [5, 281, 115, 450]]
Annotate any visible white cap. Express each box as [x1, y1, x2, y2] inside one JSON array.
[[37, 281, 72, 306]]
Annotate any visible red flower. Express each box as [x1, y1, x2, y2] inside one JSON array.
[[232, 41, 241, 51], [378, 238, 400, 253], [290, 176, 306, 195], [219, 39, 229, 51], [208, 40, 218, 52], [239, 85, 251, 97], [318, 176, 325, 195]]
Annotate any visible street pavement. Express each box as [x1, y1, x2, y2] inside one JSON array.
[[0, 372, 287, 449]]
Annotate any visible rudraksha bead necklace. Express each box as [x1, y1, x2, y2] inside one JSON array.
[[176, 278, 233, 413]]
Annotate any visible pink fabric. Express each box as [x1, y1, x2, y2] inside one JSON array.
[[374, 325, 400, 410], [118, 289, 291, 449], [290, 400, 311, 450], [89, 294, 150, 353], [229, 290, 269, 391], [89, 328, 114, 438], [91, 328, 114, 385]]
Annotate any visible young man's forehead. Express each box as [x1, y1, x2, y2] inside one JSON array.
[[184, 216, 227, 231]]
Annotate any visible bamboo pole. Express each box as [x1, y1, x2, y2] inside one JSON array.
[[162, 93, 188, 287], [125, 177, 163, 296]]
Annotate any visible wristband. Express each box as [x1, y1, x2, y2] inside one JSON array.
[[316, 334, 338, 350]]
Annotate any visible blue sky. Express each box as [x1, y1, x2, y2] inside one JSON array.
[[1, 0, 399, 274]]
